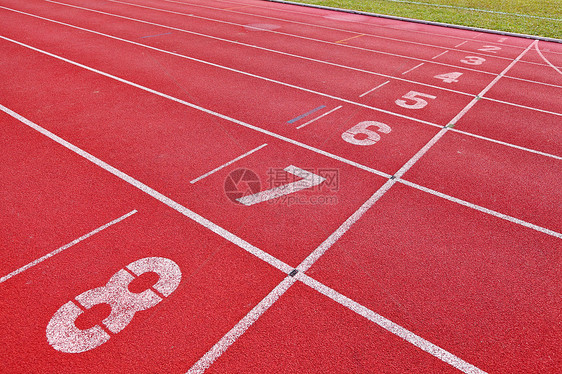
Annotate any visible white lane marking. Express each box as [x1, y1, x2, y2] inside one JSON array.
[[484, 95, 562, 117], [187, 276, 296, 373], [35, 3, 562, 103], [431, 50, 449, 59], [105, 0, 506, 74], [449, 40, 538, 127], [0, 35, 391, 180], [169, 0, 553, 52], [399, 179, 562, 238], [535, 42, 562, 75], [297, 273, 487, 374], [6, 4, 443, 130], [498, 37, 507, 42], [401, 62, 424, 75], [189, 143, 267, 184], [0, 210, 137, 284], [236, 166, 325, 206], [455, 41, 468, 48], [297, 178, 396, 272], [0, 104, 294, 275], [296, 105, 342, 129], [3, 35, 560, 241], [159, 0, 549, 63], [451, 128, 562, 160], [358, 80, 390, 97]]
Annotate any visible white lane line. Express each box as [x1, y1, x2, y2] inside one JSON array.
[[0, 35, 391, 179], [0, 210, 137, 284], [297, 178, 396, 272], [190, 143, 267, 184], [296, 105, 342, 129], [431, 50, 449, 59], [175, 0, 547, 52], [6, 4, 443, 130], [106, 0, 502, 75], [187, 276, 297, 373], [358, 80, 390, 97], [535, 42, 562, 75], [401, 62, 424, 75], [448, 40, 538, 128], [36, 3, 562, 103], [3, 35, 560, 239], [0, 104, 294, 275], [296, 273, 487, 374], [451, 128, 562, 160], [455, 41, 468, 48], [161, 0, 549, 63], [399, 179, 562, 239]]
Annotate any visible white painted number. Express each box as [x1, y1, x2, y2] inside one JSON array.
[[434, 72, 463, 83], [46, 257, 181, 353], [342, 121, 391, 146], [460, 56, 486, 65], [395, 91, 437, 110], [237, 165, 325, 206], [477, 45, 502, 53]]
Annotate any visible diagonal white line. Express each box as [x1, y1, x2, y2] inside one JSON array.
[[402, 62, 424, 75], [296, 105, 342, 129], [187, 37, 544, 374], [297, 273, 487, 374], [0, 104, 294, 275], [190, 143, 267, 184], [535, 42, 562, 75], [359, 80, 390, 97], [0, 210, 137, 284], [0, 35, 391, 179]]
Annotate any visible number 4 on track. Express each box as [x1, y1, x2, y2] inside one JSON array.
[[434, 72, 463, 83]]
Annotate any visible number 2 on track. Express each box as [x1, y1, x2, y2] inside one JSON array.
[[46, 257, 182, 353]]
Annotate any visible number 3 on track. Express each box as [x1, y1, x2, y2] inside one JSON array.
[[46, 257, 182, 353]]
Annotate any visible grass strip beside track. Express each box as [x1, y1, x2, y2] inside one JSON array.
[[275, 0, 561, 39]]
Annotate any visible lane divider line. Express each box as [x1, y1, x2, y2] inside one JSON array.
[[402, 62, 424, 75], [161, 0, 559, 61], [190, 143, 268, 184], [535, 42, 562, 75], [2, 35, 560, 238], [359, 80, 390, 97], [0, 104, 295, 275], [140, 31, 172, 38], [0, 209, 138, 284], [431, 50, 449, 59], [296, 105, 342, 129], [296, 273, 487, 374], [335, 33, 365, 44], [187, 38, 555, 373], [36, 2, 562, 100], [287, 105, 326, 123]]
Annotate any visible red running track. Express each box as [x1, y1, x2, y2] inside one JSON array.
[[0, 0, 561, 373]]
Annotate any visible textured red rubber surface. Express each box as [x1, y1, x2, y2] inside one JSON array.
[[1, 0, 560, 373]]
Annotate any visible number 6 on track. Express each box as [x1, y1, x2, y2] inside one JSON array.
[[342, 121, 391, 146]]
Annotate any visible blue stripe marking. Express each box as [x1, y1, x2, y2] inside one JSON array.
[[141, 32, 173, 39], [287, 105, 326, 124]]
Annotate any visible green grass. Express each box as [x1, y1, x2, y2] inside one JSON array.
[[281, 0, 562, 39]]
